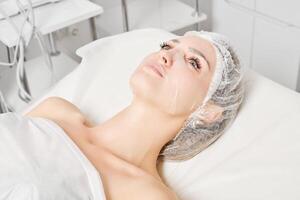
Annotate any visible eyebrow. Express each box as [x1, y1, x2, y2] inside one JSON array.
[[170, 39, 211, 71]]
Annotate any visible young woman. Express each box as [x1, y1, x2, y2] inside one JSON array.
[[25, 31, 244, 200]]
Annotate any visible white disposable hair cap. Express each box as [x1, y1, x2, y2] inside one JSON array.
[[159, 30, 245, 161]]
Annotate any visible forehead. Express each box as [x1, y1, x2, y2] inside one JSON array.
[[174, 35, 217, 72]]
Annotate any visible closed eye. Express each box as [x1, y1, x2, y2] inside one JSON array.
[[159, 42, 172, 50], [188, 57, 201, 71]]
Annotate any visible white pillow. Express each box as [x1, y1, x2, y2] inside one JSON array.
[[21, 28, 300, 200]]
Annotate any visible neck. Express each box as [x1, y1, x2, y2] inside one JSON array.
[[88, 97, 187, 181]]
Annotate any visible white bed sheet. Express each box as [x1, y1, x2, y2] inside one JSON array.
[[21, 28, 300, 200]]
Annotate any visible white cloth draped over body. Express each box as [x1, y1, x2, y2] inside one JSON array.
[[0, 112, 106, 200]]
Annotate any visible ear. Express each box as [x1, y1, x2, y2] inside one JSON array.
[[199, 101, 224, 124]]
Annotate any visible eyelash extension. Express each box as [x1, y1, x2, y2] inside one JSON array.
[[188, 57, 201, 70], [159, 42, 171, 50]]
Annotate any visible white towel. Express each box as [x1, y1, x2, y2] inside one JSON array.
[[0, 112, 106, 200]]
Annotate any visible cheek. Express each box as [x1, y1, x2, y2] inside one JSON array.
[[181, 80, 208, 112], [161, 67, 208, 115], [175, 80, 202, 112]]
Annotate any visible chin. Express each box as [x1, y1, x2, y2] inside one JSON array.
[[129, 67, 160, 103]]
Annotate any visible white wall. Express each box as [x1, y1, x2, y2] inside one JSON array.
[[210, 0, 300, 92]]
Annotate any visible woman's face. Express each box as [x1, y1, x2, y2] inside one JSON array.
[[129, 35, 217, 117]]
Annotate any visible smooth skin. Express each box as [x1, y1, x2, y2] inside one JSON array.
[[25, 35, 223, 200]]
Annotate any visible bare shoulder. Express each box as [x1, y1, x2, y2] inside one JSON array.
[[26, 96, 80, 114], [24, 96, 85, 123]]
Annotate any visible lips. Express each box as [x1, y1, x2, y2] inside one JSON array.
[[145, 64, 164, 78]]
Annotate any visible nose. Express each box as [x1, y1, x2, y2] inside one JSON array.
[[159, 51, 172, 68]]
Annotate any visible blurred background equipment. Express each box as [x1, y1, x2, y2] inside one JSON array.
[[0, 0, 103, 113]]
